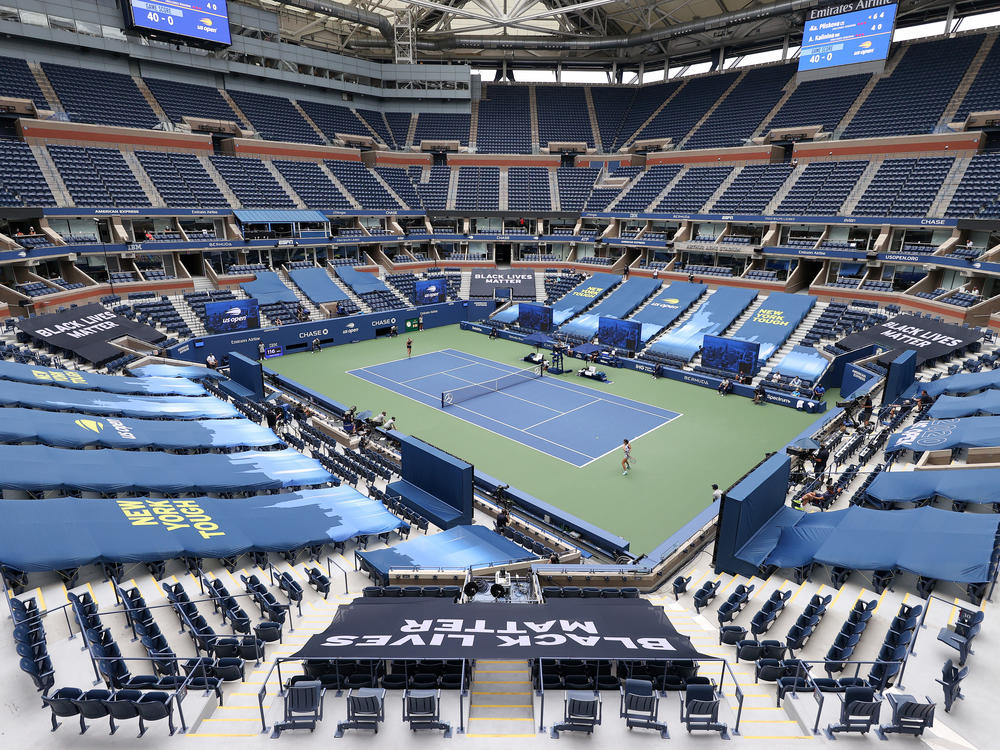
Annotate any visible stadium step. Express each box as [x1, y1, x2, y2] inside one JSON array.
[[446, 168, 460, 210], [840, 160, 883, 215], [27, 61, 64, 113], [468, 98, 479, 149], [28, 142, 73, 207], [318, 162, 362, 209], [218, 89, 256, 131], [765, 162, 808, 214], [198, 154, 242, 208], [835, 43, 909, 136], [621, 80, 686, 149], [467, 660, 535, 737], [702, 166, 741, 213], [677, 69, 747, 150], [263, 161, 308, 209], [121, 150, 166, 207], [293, 101, 330, 144], [647, 166, 692, 213], [528, 86, 540, 153], [754, 75, 801, 139], [534, 271, 546, 302], [940, 32, 997, 127], [405, 112, 419, 149], [928, 156, 973, 217], [498, 168, 509, 211], [133, 76, 170, 124], [548, 169, 561, 212], [584, 87, 603, 152]]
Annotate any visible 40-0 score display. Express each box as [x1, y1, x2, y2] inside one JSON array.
[[127, 0, 232, 46]]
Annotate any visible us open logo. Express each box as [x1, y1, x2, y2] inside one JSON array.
[[443, 393, 454, 405]]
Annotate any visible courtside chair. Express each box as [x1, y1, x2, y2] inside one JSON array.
[[551, 690, 602, 737], [335, 687, 385, 736], [272, 678, 325, 737], [619, 678, 668, 738], [402, 688, 452, 735]]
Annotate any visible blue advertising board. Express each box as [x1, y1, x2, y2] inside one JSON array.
[[204, 298, 259, 335], [799, 2, 897, 74], [126, 0, 232, 46], [598, 317, 641, 352], [518, 303, 554, 333], [702, 335, 760, 376], [415, 277, 447, 305]]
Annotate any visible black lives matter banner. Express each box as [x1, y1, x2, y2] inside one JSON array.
[[17, 303, 165, 365], [292, 598, 705, 661], [469, 269, 536, 298], [838, 313, 982, 365]]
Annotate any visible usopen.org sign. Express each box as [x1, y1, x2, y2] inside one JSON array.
[[204, 298, 261, 335]]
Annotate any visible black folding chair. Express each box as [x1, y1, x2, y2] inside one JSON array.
[[402, 688, 451, 736], [877, 693, 935, 739], [272, 678, 325, 737], [619, 679, 668, 738], [680, 683, 727, 737], [335, 687, 386, 737], [551, 690, 602, 737]]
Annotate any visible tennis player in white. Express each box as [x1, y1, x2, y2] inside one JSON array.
[[622, 438, 632, 476]]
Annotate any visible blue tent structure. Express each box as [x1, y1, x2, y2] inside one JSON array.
[[0, 360, 206, 395], [906, 370, 1000, 399], [886, 417, 1000, 453], [865, 467, 1000, 506], [0, 489, 402, 571], [929, 391, 1000, 419]]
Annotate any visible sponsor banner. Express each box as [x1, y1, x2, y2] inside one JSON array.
[[468, 234, 541, 242], [204, 298, 260, 335], [16, 303, 164, 365], [415, 277, 447, 305], [293, 599, 704, 661], [581, 212, 959, 227], [469, 269, 536, 297], [518, 303, 553, 333], [838, 313, 983, 365]]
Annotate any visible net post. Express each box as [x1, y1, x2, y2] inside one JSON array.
[[441, 392, 445, 408]]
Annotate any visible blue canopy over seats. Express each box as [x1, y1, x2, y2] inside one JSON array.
[[0, 445, 332, 493], [629, 281, 706, 342], [773, 345, 829, 381], [866, 467, 1000, 505], [336, 266, 390, 294], [886, 417, 1000, 453], [929, 391, 1000, 418], [239, 271, 298, 304], [647, 287, 758, 361], [0, 488, 402, 571], [289, 267, 350, 305], [552, 273, 621, 324], [561, 277, 661, 337], [0, 360, 206, 395], [906, 369, 1000, 399], [730, 292, 816, 361]]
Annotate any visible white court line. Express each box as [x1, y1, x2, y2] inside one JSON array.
[[399, 361, 482, 385], [523, 397, 601, 431], [348, 366, 596, 465]]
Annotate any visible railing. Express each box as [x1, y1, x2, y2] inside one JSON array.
[[326, 556, 350, 594]]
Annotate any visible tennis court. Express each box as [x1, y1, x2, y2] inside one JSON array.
[[348, 349, 681, 466]]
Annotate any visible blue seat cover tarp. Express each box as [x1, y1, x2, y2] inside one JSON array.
[[738, 505, 998, 582], [886, 417, 1000, 453], [586, 278, 660, 319], [731, 292, 816, 362], [906, 370, 1000, 399], [774, 345, 830, 381], [0, 360, 206, 396], [336, 266, 390, 295], [357, 525, 534, 581], [491, 305, 519, 324], [630, 281, 707, 342], [928, 390, 1000, 419], [0, 407, 280, 450], [866, 467, 1000, 504], [240, 271, 298, 304], [0, 488, 400, 571], [648, 287, 758, 361], [0, 380, 238, 419], [552, 273, 621, 324], [129, 364, 225, 380], [0, 444, 332, 493], [289, 267, 349, 305], [559, 313, 600, 339]]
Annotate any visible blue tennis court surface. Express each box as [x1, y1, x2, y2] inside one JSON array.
[[349, 349, 681, 466]]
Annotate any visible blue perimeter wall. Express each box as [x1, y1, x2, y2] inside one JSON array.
[[168, 300, 496, 363]]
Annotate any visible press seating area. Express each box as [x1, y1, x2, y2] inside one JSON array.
[[143, 77, 238, 123], [767, 72, 871, 133], [577, 256, 615, 266], [746, 269, 779, 281], [226, 264, 268, 275], [412, 112, 470, 145], [507, 167, 551, 211], [326, 161, 402, 211], [536, 86, 594, 148], [680, 264, 733, 277], [827, 276, 862, 289], [655, 166, 732, 212], [614, 165, 682, 212], [712, 163, 794, 213], [860, 279, 893, 292], [273, 160, 352, 211], [17, 282, 56, 297], [48, 145, 150, 208], [228, 89, 324, 144], [853, 158, 953, 217], [455, 167, 500, 210], [915, 287, 948, 300], [940, 291, 981, 308]]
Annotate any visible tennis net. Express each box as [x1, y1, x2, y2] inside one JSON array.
[[441, 366, 541, 408]]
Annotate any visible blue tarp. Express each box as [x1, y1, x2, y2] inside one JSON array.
[[774, 345, 830, 382], [906, 370, 1000, 399], [0, 360, 206, 396], [731, 292, 816, 362], [0, 488, 401, 571], [492, 305, 520, 324], [929, 391, 1000, 419], [648, 287, 759, 361], [739, 506, 998, 582], [289, 267, 349, 305], [866, 467, 1000, 504], [240, 271, 298, 304], [587, 278, 661, 319], [357, 525, 535, 582], [0, 408, 280, 450], [336, 266, 389, 295], [129, 364, 225, 380], [552, 273, 621, 324], [233, 209, 329, 224], [887, 417, 1000, 453], [559, 313, 600, 339], [0, 380, 238, 419], [630, 281, 707, 342], [0, 444, 332, 493]]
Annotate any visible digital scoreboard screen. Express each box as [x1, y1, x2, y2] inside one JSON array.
[[798, 1, 897, 78], [126, 0, 232, 46]]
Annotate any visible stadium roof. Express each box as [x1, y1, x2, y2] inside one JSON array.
[[242, 0, 1000, 67]]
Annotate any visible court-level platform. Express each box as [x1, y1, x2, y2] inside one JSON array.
[[349, 349, 681, 467]]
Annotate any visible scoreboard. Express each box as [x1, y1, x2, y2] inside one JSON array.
[[125, 0, 232, 47], [798, 1, 897, 80]]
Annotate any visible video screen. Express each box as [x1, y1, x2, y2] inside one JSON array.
[[125, 0, 232, 46], [415, 277, 447, 305], [798, 2, 896, 76], [518, 303, 553, 333], [598, 317, 641, 352], [204, 298, 260, 334], [702, 335, 760, 376]]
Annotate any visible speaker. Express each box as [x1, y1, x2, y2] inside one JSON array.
[[490, 583, 507, 599], [463, 581, 479, 599]]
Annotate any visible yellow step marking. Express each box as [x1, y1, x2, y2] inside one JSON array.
[[829, 583, 847, 607], [788, 579, 809, 604], [34, 586, 46, 612], [719, 576, 741, 595]]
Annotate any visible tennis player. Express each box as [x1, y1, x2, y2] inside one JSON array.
[[621, 438, 632, 476], [406, 337, 413, 358], [539, 358, 548, 376]]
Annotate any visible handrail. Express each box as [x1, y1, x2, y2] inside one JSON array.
[[458, 658, 466, 734], [714, 658, 745, 734], [326, 556, 350, 594], [88, 654, 194, 733]]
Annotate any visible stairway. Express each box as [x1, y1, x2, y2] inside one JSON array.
[[677, 70, 747, 149], [27, 62, 63, 113], [702, 166, 741, 213], [353, 109, 384, 144], [466, 660, 535, 738], [469, 99, 480, 150], [278, 268, 324, 318], [647, 166, 692, 213], [121, 150, 165, 206], [939, 33, 996, 127], [460, 270, 472, 299], [218, 90, 255, 131], [606, 170, 651, 210], [641, 289, 715, 353], [840, 160, 883, 215], [534, 272, 546, 302], [584, 87, 603, 152], [134, 77, 169, 124], [318, 163, 361, 209], [928, 156, 972, 217], [528, 87, 540, 153], [622, 80, 687, 149], [765, 162, 808, 214], [29, 143, 73, 207], [835, 45, 908, 135], [548, 169, 561, 211], [754, 76, 800, 138], [446, 168, 460, 210], [293, 101, 328, 143], [263, 162, 307, 208], [498, 168, 509, 211], [405, 113, 419, 149], [198, 155, 241, 208], [325, 266, 371, 312]]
